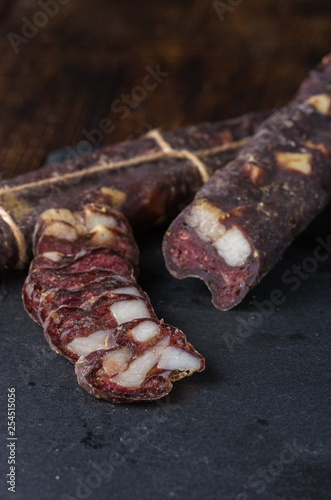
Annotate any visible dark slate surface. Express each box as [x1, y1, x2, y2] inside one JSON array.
[[1, 166, 331, 499]]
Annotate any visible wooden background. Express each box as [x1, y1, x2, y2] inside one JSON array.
[[0, 0, 330, 179]]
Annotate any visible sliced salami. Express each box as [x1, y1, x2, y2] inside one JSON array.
[[38, 276, 135, 325], [33, 204, 139, 266], [22, 203, 204, 402], [44, 291, 157, 362], [76, 321, 204, 403]]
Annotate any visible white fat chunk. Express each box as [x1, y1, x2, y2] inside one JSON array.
[[307, 94, 331, 115], [43, 221, 78, 241], [214, 226, 251, 267], [275, 152, 312, 175], [67, 330, 111, 356], [39, 209, 85, 239], [131, 320, 160, 342], [112, 287, 142, 297], [111, 337, 169, 387], [188, 202, 251, 267], [188, 201, 226, 242], [90, 225, 115, 246], [41, 208, 77, 225], [42, 251, 63, 262], [110, 299, 150, 325], [157, 346, 201, 372], [102, 346, 133, 377], [85, 209, 117, 232], [111, 351, 157, 387]]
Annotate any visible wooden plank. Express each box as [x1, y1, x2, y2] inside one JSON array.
[[0, 0, 330, 179]]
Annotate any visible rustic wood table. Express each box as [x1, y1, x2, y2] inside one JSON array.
[[1, 0, 330, 180], [1, 2, 331, 500]]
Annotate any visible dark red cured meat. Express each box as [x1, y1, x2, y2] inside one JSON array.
[[163, 54, 331, 310], [23, 268, 120, 323], [33, 204, 139, 267], [44, 307, 117, 362], [1, 111, 268, 273], [22, 203, 204, 402], [29, 247, 135, 277], [44, 291, 157, 362], [38, 276, 134, 325], [76, 322, 205, 403], [34, 230, 139, 267]]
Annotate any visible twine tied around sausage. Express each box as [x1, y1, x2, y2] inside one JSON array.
[[0, 128, 249, 269], [145, 129, 211, 183]]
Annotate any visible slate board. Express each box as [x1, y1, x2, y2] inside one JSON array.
[[0, 150, 330, 500]]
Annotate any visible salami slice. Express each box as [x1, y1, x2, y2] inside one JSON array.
[[29, 247, 135, 276], [38, 276, 134, 325], [23, 265, 135, 324], [33, 204, 139, 266], [163, 54, 331, 310], [44, 290, 157, 362], [76, 321, 204, 403], [22, 203, 204, 402]]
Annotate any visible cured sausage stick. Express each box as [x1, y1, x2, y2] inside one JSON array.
[[22, 204, 204, 403], [0, 111, 267, 274], [163, 54, 331, 310]]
